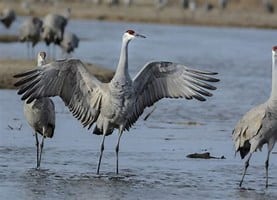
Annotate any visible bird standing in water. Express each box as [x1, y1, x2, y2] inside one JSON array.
[[19, 52, 55, 169], [14, 30, 219, 174], [233, 46, 277, 188]]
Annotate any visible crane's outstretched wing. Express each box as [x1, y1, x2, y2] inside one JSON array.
[[14, 59, 103, 129], [125, 61, 219, 130]]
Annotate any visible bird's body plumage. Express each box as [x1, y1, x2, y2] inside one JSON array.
[[0, 8, 16, 28], [60, 32, 79, 54], [19, 17, 42, 47], [19, 17, 42, 58], [24, 97, 55, 138], [41, 9, 70, 46], [14, 30, 219, 173], [233, 102, 277, 158]]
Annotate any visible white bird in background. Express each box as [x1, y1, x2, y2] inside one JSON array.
[[14, 30, 219, 174], [233, 46, 277, 188], [19, 52, 55, 169]]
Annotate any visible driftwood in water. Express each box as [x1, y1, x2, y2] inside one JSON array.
[[186, 152, 225, 159]]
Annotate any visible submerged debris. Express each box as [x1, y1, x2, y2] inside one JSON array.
[[186, 152, 225, 159]]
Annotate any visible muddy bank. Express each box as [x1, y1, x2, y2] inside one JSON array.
[[0, 59, 114, 89]]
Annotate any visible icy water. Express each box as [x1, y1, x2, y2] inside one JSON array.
[[1, 18, 277, 199]]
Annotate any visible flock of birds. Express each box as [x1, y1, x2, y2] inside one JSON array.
[[99, 0, 274, 13], [0, 7, 79, 58], [0, 0, 276, 190]]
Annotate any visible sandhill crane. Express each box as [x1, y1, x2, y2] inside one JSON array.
[[262, 0, 274, 13], [204, 1, 214, 11], [19, 52, 55, 169], [180, 0, 189, 9], [0, 8, 16, 29], [154, 0, 168, 10], [107, 0, 119, 7], [188, 0, 196, 11], [124, 0, 133, 7], [14, 30, 219, 174], [218, 0, 228, 10], [41, 8, 70, 57], [19, 17, 43, 58], [233, 46, 277, 188], [59, 31, 79, 56]]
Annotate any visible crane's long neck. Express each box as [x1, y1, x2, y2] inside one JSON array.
[[112, 38, 131, 83], [269, 52, 277, 106]]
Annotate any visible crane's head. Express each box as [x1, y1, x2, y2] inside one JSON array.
[[123, 30, 146, 42], [272, 46, 277, 57], [37, 51, 46, 66]]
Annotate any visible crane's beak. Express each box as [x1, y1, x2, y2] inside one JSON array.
[[135, 33, 146, 38]]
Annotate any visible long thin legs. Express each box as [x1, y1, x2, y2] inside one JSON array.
[[97, 130, 107, 174], [35, 128, 46, 169], [96, 126, 124, 174], [239, 153, 252, 187], [38, 133, 45, 168], [35, 132, 39, 169], [115, 129, 123, 174], [265, 142, 275, 188], [265, 150, 270, 188]]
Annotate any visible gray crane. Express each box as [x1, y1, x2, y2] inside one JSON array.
[[262, 0, 274, 13], [218, 0, 228, 10], [41, 8, 71, 57], [232, 46, 277, 188], [14, 30, 219, 174], [59, 31, 79, 56], [154, 0, 168, 10], [19, 17, 43, 58], [19, 52, 55, 169], [0, 8, 16, 29]]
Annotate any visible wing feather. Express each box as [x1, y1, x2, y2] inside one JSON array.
[[125, 61, 219, 130], [14, 59, 104, 129]]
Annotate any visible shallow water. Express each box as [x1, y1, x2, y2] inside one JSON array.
[[1, 19, 277, 199]]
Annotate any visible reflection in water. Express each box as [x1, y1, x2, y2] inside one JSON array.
[[22, 169, 139, 200]]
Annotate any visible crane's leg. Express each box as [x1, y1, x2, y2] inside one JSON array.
[[115, 128, 123, 174], [38, 127, 46, 168], [52, 44, 56, 60], [31, 46, 35, 59], [265, 142, 275, 188], [27, 42, 30, 59], [47, 45, 51, 60], [35, 132, 40, 169], [97, 127, 107, 174], [239, 153, 252, 187], [265, 150, 271, 188]]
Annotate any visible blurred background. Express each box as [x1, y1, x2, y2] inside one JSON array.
[[1, 0, 277, 28]]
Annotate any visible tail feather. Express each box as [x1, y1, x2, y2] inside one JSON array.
[[238, 140, 251, 159], [93, 126, 113, 136], [93, 126, 103, 135], [40, 124, 55, 138]]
